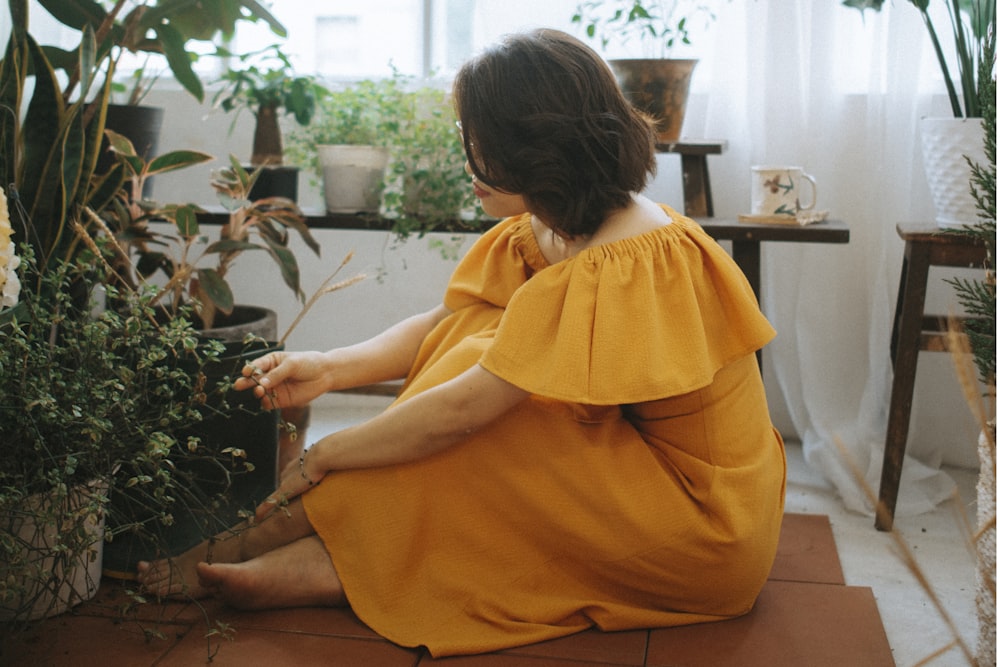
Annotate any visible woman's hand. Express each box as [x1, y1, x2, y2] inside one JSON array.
[[234, 350, 334, 411], [255, 443, 326, 522]]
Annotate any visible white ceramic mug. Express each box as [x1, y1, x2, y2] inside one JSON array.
[[750, 166, 817, 216]]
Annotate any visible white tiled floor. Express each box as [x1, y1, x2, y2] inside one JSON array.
[[305, 392, 985, 667]]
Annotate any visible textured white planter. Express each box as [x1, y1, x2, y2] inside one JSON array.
[[0, 483, 104, 621], [920, 117, 988, 229], [317, 144, 390, 214], [976, 423, 996, 667]]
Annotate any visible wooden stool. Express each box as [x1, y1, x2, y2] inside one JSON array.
[[656, 140, 726, 217], [876, 221, 988, 531]]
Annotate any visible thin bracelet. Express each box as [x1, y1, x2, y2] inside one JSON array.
[[299, 451, 317, 486]]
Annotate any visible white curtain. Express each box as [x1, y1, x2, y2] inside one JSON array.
[[679, 0, 963, 516]]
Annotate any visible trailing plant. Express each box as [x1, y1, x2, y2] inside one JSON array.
[[213, 44, 330, 166], [571, 0, 725, 57], [843, 0, 996, 117], [381, 82, 487, 237], [100, 134, 321, 329], [0, 235, 237, 625]]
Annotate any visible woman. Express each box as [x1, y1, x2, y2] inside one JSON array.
[[138, 28, 785, 657]]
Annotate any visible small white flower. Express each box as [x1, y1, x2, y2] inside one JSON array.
[[0, 185, 20, 309]]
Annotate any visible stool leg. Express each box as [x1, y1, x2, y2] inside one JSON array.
[[680, 154, 712, 217], [876, 242, 931, 531]]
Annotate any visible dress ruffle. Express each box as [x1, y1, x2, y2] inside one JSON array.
[[478, 211, 776, 404]]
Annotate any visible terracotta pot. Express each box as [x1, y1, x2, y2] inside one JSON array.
[[609, 59, 698, 143]]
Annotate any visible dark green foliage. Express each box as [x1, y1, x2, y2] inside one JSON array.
[[946, 28, 996, 386], [0, 244, 260, 625]]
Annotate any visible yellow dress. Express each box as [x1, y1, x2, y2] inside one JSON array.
[[302, 207, 786, 657]]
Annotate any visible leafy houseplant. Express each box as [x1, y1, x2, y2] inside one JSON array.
[[381, 82, 487, 237], [213, 44, 329, 168], [101, 133, 321, 330], [571, 1, 725, 141], [844, 0, 996, 227], [39, 0, 285, 105], [0, 189, 244, 623], [572, 0, 720, 56], [287, 75, 488, 236], [843, 0, 994, 118], [286, 77, 407, 215]]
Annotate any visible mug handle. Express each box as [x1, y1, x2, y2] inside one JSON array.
[[799, 172, 817, 211]]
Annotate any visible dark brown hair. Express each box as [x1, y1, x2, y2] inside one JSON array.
[[453, 29, 656, 237]]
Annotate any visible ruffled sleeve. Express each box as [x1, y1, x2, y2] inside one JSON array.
[[479, 215, 776, 404], [443, 214, 545, 312]]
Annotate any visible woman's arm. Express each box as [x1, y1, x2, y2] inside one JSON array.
[[235, 304, 452, 409], [257, 363, 529, 518]]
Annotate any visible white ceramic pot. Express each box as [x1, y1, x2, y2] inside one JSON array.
[[0, 482, 105, 621], [920, 117, 988, 229], [317, 144, 390, 214], [976, 423, 996, 667]]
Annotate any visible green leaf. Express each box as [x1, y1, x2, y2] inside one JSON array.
[[147, 149, 215, 176], [262, 237, 302, 297], [156, 22, 204, 102], [104, 129, 137, 156], [172, 204, 201, 236], [196, 268, 235, 313]]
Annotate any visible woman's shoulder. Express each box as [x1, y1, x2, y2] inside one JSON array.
[[585, 195, 675, 249]]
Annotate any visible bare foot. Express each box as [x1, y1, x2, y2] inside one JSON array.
[[195, 536, 345, 610], [137, 550, 212, 599], [136, 524, 248, 599]]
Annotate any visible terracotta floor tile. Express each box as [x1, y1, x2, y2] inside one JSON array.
[[769, 513, 845, 585], [646, 580, 894, 667], [1, 512, 898, 666], [69, 579, 196, 625], [500, 628, 648, 665], [196, 601, 386, 640], [420, 653, 622, 666], [0, 613, 188, 666], [156, 625, 422, 666]]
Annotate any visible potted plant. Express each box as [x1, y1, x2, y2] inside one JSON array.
[[571, 0, 725, 141], [100, 133, 321, 331], [0, 2, 291, 609], [33, 0, 287, 192], [944, 41, 995, 667], [286, 76, 408, 214], [0, 188, 252, 623], [213, 44, 330, 201], [381, 82, 488, 237], [844, 0, 996, 227]]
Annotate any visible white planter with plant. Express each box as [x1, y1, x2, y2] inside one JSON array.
[[288, 78, 407, 215], [846, 0, 995, 228], [317, 144, 392, 213]]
